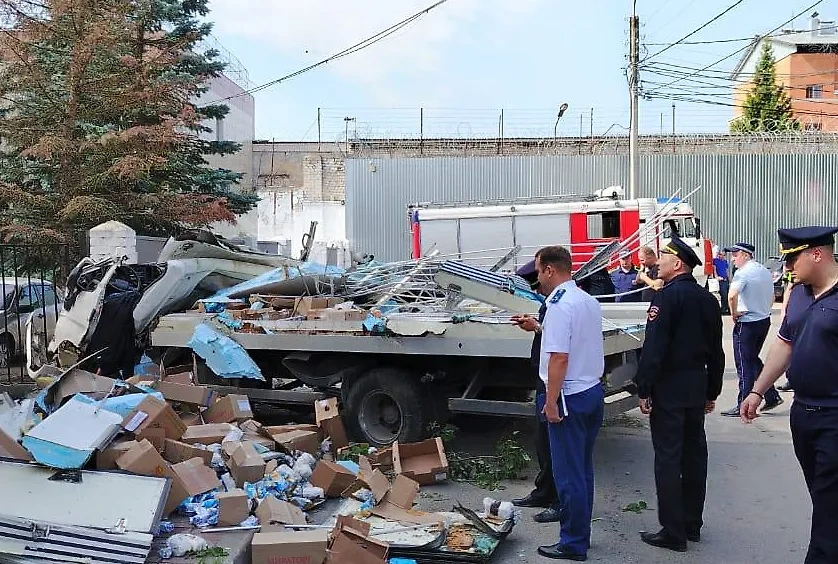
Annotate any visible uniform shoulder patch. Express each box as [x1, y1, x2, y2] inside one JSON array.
[[549, 288, 566, 304], [647, 305, 660, 321]]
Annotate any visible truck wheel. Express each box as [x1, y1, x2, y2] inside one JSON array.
[[344, 367, 430, 447]]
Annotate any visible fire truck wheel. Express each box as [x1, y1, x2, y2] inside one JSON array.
[[344, 367, 431, 447]]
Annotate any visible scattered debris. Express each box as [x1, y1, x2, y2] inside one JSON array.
[[622, 500, 650, 513]]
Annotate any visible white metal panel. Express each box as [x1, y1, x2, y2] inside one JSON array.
[[458, 217, 514, 266], [416, 199, 637, 220], [419, 220, 459, 257], [514, 214, 572, 263], [0, 460, 168, 533]]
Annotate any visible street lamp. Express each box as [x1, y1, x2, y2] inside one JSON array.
[[344, 116, 356, 145], [553, 103, 569, 141]]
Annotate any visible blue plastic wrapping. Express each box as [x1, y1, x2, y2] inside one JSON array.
[[363, 314, 386, 334], [187, 324, 264, 381], [73, 391, 165, 418]]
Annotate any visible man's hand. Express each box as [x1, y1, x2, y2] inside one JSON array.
[[740, 393, 762, 423], [543, 400, 562, 423], [651, 279, 664, 291], [511, 314, 540, 333], [704, 400, 715, 414], [639, 397, 652, 415], [732, 311, 743, 321]]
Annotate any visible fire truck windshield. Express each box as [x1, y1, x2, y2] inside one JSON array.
[[662, 217, 697, 239]]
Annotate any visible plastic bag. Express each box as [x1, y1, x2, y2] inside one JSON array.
[[165, 534, 208, 557]]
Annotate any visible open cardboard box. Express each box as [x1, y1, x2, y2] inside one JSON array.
[[254, 496, 306, 529], [160, 354, 198, 385], [325, 516, 389, 564], [314, 398, 349, 450], [309, 460, 357, 498], [226, 441, 267, 487], [392, 437, 449, 486]]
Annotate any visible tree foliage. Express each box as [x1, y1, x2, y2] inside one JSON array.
[[0, 0, 258, 245], [730, 42, 800, 133]]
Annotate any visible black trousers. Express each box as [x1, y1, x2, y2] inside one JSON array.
[[790, 402, 838, 564], [649, 404, 708, 542], [532, 381, 558, 506]]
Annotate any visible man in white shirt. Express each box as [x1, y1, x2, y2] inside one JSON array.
[[533, 245, 605, 561], [720, 243, 783, 416]]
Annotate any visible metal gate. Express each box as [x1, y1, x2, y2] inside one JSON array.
[[0, 244, 71, 388]]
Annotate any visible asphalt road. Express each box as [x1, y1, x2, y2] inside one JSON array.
[[417, 310, 812, 563]]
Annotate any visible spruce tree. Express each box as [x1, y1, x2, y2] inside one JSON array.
[[730, 42, 800, 133], [0, 0, 257, 247]]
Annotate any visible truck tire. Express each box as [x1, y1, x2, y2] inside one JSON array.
[[344, 367, 431, 447]]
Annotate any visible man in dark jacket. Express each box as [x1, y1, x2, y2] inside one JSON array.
[[511, 260, 560, 522], [633, 236, 725, 553]]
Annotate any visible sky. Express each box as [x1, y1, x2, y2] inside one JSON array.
[[205, 0, 835, 141]]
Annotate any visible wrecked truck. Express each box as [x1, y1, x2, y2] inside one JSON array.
[[30, 231, 648, 447]]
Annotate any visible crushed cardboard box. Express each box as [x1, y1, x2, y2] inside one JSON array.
[[310, 460, 357, 498], [314, 398, 349, 450], [255, 496, 307, 529], [326, 516, 389, 564], [393, 438, 449, 486], [226, 441, 267, 487]]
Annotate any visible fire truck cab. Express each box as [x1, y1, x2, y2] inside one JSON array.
[[408, 186, 713, 289]]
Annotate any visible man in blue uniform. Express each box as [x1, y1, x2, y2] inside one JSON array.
[[611, 252, 641, 302], [741, 226, 838, 564], [633, 236, 725, 553], [511, 260, 560, 523], [532, 245, 604, 561]]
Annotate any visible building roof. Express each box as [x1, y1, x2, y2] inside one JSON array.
[[731, 28, 838, 79]]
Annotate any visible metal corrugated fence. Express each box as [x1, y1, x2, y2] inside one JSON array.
[[346, 154, 838, 263]]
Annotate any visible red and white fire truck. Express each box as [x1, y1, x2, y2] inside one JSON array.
[[408, 186, 713, 286]]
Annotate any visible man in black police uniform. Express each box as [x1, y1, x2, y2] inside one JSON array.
[[741, 226, 838, 564], [633, 236, 725, 552], [511, 260, 560, 523]]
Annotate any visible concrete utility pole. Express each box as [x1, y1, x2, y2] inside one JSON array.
[[628, 4, 640, 200]]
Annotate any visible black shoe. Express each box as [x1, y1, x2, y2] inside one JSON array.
[[687, 531, 700, 542], [537, 543, 587, 561], [640, 530, 687, 552], [761, 397, 784, 412], [534, 508, 561, 523], [512, 493, 552, 508], [720, 406, 740, 417]]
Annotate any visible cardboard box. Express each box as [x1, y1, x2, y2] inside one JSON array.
[[216, 488, 250, 527], [161, 356, 197, 385], [203, 395, 253, 424], [262, 424, 321, 438], [96, 439, 138, 470], [341, 457, 390, 504], [163, 438, 213, 466], [314, 398, 349, 450], [0, 428, 32, 461], [371, 474, 439, 525], [294, 296, 343, 316], [143, 428, 166, 452], [46, 369, 117, 407], [326, 517, 389, 564], [392, 438, 449, 486], [242, 434, 275, 450], [178, 412, 204, 427], [116, 439, 181, 514], [272, 430, 320, 455], [153, 380, 215, 407], [251, 530, 328, 564], [309, 460, 357, 498], [122, 396, 186, 441], [255, 496, 306, 528], [181, 423, 236, 445], [170, 457, 221, 503], [228, 442, 267, 487]]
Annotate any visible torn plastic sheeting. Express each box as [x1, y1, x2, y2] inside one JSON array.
[[73, 391, 165, 418], [187, 323, 265, 381], [22, 394, 123, 469], [208, 262, 345, 300]]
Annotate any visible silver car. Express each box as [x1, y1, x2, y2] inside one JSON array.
[[0, 279, 61, 368]]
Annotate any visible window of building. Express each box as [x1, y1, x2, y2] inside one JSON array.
[[806, 85, 824, 99], [805, 121, 823, 131]]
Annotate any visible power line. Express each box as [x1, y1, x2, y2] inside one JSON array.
[[643, 24, 838, 46], [208, 0, 449, 104], [645, 0, 825, 96], [642, 0, 748, 63]]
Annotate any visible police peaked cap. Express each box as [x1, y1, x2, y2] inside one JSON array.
[[778, 226, 838, 258], [516, 259, 540, 289], [660, 236, 702, 269]]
